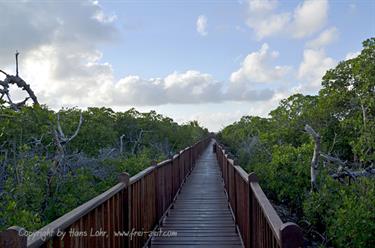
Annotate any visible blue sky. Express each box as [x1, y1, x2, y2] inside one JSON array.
[[0, 0, 374, 131], [99, 0, 372, 81]]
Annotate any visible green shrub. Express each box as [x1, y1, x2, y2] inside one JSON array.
[[249, 144, 311, 209], [304, 177, 375, 248]]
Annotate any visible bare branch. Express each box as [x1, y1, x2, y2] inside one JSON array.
[[305, 124, 320, 192], [0, 70, 9, 76], [320, 153, 346, 167], [66, 112, 83, 143], [15, 51, 19, 77], [0, 52, 39, 109], [56, 112, 84, 144], [12, 97, 30, 110], [119, 134, 126, 154], [328, 132, 337, 155], [56, 112, 65, 139]]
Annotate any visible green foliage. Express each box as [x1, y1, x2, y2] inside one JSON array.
[[219, 38, 375, 247], [0, 105, 208, 231], [303, 177, 375, 248], [251, 144, 311, 209]]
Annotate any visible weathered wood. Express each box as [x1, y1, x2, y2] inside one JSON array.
[[0, 226, 27, 248], [280, 223, 303, 248], [27, 182, 125, 247], [151, 141, 242, 247], [215, 140, 303, 248], [118, 172, 130, 185]]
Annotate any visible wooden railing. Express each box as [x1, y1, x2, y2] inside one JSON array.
[[0, 138, 211, 248], [214, 141, 303, 248]]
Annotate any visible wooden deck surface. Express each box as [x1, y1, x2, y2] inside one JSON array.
[[151, 142, 243, 248]]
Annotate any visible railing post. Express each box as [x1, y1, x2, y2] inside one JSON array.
[[0, 226, 27, 248], [118, 172, 130, 185], [118, 172, 130, 248], [248, 172, 259, 248], [229, 159, 237, 225], [280, 223, 303, 248], [222, 150, 226, 186]]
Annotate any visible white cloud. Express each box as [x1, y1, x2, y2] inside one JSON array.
[[306, 27, 339, 48], [20, 45, 114, 108], [196, 15, 208, 36], [0, 0, 277, 109], [0, 0, 118, 108], [109, 70, 224, 106], [246, 13, 291, 39], [0, 1, 117, 68], [245, 0, 290, 39], [230, 43, 290, 84], [297, 48, 336, 94], [291, 0, 328, 38], [109, 68, 274, 106], [245, 0, 328, 39], [345, 51, 360, 60]]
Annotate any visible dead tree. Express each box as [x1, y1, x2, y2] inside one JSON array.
[[0, 52, 39, 111], [53, 111, 84, 168], [41, 111, 84, 213], [305, 124, 320, 191], [305, 124, 375, 189]]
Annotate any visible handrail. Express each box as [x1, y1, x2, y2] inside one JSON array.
[[27, 182, 126, 247], [0, 137, 211, 248], [214, 140, 303, 248]]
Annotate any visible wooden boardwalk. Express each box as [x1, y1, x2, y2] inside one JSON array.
[[151, 142, 243, 247]]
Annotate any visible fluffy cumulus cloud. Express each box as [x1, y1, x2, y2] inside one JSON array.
[[196, 15, 208, 36], [2, 0, 317, 113], [291, 0, 329, 38], [245, 0, 290, 39], [230, 43, 290, 84], [245, 0, 328, 39], [109, 71, 224, 106], [297, 48, 336, 93], [0, 1, 282, 108], [0, 0, 118, 107]]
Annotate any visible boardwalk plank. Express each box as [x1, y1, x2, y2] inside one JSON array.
[[151, 142, 243, 247]]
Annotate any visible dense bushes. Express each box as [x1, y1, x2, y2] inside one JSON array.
[[218, 38, 375, 247], [303, 177, 375, 247], [0, 106, 208, 231]]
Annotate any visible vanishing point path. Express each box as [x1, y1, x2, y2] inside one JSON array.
[[151, 142, 243, 247]]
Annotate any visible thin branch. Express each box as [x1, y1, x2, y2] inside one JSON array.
[[15, 51, 19, 77], [56, 112, 65, 139], [320, 153, 346, 167], [328, 132, 337, 154], [305, 124, 320, 192], [0, 70, 9, 76], [56, 112, 84, 144], [66, 112, 83, 143]]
